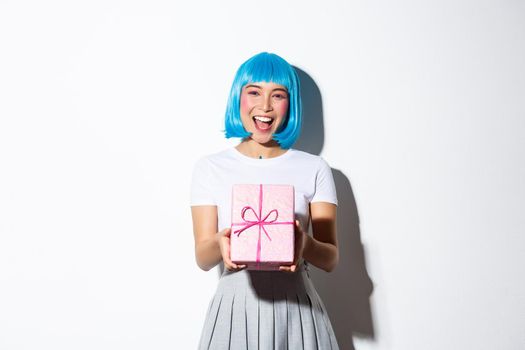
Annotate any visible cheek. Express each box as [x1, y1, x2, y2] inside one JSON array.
[[276, 100, 289, 117], [240, 94, 251, 116]]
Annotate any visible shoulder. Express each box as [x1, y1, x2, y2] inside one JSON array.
[[193, 148, 235, 168], [191, 148, 244, 181], [288, 149, 331, 169]]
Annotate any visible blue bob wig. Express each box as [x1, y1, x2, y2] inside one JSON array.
[[224, 52, 302, 149]]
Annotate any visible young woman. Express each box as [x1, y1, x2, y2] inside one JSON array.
[[191, 52, 340, 349]]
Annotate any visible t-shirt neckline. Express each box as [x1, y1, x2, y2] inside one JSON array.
[[230, 147, 294, 165]]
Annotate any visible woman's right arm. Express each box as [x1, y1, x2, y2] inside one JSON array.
[[191, 205, 246, 271]]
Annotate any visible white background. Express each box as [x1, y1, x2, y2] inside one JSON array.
[[1, 1, 524, 349]]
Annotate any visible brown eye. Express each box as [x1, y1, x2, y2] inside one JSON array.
[[248, 91, 260, 96]]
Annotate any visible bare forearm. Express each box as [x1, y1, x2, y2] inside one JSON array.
[[302, 235, 339, 272], [195, 235, 222, 271]]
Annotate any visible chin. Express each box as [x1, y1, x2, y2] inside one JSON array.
[[251, 134, 274, 145]]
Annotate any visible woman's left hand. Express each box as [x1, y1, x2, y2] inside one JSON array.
[[279, 220, 307, 273]]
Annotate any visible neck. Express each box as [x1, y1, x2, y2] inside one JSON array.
[[235, 139, 288, 159]]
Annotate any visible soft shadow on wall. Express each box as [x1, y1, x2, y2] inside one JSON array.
[[294, 67, 376, 349]]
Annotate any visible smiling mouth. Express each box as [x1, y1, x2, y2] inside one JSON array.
[[253, 116, 274, 132]]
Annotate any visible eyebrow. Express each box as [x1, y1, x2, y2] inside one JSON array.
[[245, 84, 288, 93]]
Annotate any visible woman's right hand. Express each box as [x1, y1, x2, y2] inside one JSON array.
[[217, 228, 247, 272]]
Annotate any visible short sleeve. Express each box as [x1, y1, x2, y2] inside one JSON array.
[[311, 157, 338, 205], [190, 157, 216, 206]]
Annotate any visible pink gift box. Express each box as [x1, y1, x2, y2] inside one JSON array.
[[230, 184, 295, 271]]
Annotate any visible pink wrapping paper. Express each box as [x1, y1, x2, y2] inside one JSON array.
[[230, 184, 295, 271]]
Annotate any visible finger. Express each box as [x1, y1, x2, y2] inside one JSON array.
[[225, 262, 238, 270], [227, 263, 246, 272], [220, 227, 232, 237], [279, 266, 291, 272], [221, 250, 236, 269]]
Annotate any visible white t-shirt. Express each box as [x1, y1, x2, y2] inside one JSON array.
[[190, 147, 338, 232]]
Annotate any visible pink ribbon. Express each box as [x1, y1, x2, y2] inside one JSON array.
[[231, 184, 294, 266]]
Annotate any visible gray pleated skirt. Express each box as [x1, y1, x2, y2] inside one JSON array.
[[198, 262, 340, 350]]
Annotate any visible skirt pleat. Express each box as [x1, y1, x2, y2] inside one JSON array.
[[306, 292, 332, 350], [297, 292, 318, 350], [259, 295, 274, 349], [273, 290, 288, 350], [245, 286, 259, 350], [198, 293, 223, 350], [230, 291, 247, 350], [209, 293, 235, 349], [310, 288, 339, 350], [198, 264, 339, 350], [284, 292, 302, 349]]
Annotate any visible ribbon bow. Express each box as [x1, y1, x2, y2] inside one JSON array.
[[233, 205, 278, 240]]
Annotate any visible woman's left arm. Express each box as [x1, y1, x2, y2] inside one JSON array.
[[302, 202, 338, 272]]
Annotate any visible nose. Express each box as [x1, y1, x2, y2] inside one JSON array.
[[262, 94, 273, 112]]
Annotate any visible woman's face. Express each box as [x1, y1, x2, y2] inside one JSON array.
[[239, 81, 289, 145]]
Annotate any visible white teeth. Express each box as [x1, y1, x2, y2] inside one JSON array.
[[254, 116, 272, 122]]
